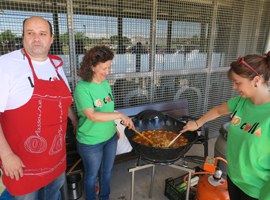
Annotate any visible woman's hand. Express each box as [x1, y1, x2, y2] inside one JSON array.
[[120, 114, 135, 130], [180, 120, 199, 134], [2, 152, 25, 180]]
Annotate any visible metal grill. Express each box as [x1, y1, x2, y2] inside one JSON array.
[[1, 0, 270, 136]]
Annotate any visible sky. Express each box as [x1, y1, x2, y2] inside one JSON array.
[[0, 9, 201, 39]]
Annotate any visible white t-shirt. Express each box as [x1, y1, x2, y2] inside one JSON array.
[[0, 50, 70, 112]]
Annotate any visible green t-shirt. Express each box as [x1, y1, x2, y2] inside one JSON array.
[[74, 80, 116, 145], [227, 96, 270, 199]]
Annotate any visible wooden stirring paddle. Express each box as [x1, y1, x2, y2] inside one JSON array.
[[120, 120, 155, 145], [130, 127, 155, 145], [167, 132, 184, 147]]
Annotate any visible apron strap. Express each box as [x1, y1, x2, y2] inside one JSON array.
[[48, 54, 64, 80], [23, 49, 65, 81], [23, 49, 38, 80]]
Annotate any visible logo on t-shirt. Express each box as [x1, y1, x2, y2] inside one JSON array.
[[231, 116, 241, 126], [94, 93, 114, 107], [231, 115, 261, 136], [94, 99, 103, 107], [103, 93, 114, 104]]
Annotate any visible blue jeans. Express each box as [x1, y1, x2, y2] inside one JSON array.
[[13, 172, 65, 200], [77, 133, 117, 200]]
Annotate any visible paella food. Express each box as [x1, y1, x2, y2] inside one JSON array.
[[132, 129, 188, 148]]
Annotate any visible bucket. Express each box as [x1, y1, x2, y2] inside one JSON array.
[[214, 122, 229, 176], [67, 173, 82, 200]]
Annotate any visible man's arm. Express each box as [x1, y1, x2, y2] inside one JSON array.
[[68, 106, 78, 134], [0, 114, 25, 180]]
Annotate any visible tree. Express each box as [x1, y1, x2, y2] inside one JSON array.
[[110, 35, 131, 45], [60, 33, 69, 45], [0, 30, 16, 44]]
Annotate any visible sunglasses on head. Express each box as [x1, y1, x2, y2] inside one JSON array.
[[237, 56, 259, 76]]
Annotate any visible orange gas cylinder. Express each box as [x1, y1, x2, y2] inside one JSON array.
[[196, 170, 229, 200]]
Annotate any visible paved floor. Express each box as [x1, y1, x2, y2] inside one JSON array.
[[75, 137, 218, 200]]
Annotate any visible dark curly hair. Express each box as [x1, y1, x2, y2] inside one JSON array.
[[228, 51, 270, 84], [78, 45, 114, 81]]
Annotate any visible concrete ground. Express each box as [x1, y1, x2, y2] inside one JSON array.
[[75, 137, 218, 200]]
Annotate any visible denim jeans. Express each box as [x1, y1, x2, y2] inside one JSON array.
[[13, 172, 65, 200], [77, 133, 117, 200]]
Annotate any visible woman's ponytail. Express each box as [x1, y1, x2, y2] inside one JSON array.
[[265, 51, 270, 63]]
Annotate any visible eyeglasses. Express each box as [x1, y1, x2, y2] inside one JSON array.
[[237, 57, 259, 76]]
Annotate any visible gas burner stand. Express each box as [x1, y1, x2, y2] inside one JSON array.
[[128, 160, 195, 200]]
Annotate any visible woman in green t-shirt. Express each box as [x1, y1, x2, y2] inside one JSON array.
[[180, 52, 270, 200], [74, 45, 134, 200]]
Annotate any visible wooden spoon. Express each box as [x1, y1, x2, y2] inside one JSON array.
[[120, 120, 155, 145], [67, 158, 82, 175], [167, 132, 184, 147], [131, 127, 155, 145]]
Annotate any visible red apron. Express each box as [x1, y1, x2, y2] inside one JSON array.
[[1, 50, 72, 195]]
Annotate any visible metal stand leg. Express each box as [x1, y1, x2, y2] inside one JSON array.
[[130, 170, 135, 200], [129, 163, 194, 200], [186, 171, 192, 200], [149, 165, 155, 198], [161, 164, 195, 200], [128, 164, 155, 200]]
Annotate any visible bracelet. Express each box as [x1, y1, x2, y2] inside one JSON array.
[[194, 120, 199, 127]]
